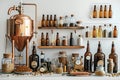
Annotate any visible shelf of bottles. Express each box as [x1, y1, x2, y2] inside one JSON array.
[[84, 23, 118, 39], [91, 4, 112, 19], [38, 14, 84, 30], [38, 32, 84, 49]]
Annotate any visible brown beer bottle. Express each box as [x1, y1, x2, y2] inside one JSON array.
[[113, 26, 117, 38], [46, 32, 49, 46], [84, 41, 92, 72], [99, 5, 103, 18], [41, 32, 45, 46], [41, 14, 46, 27], [109, 41, 118, 73], [56, 32, 60, 46], [49, 15, 53, 27], [94, 41, 105, 71], [108, 5, 112, 18], [93, 5, 97, 18], [46, 15, 49, 27], [92, 25, 97, 38], [104, 5, 107, 18], [53, 15, 58, 27]]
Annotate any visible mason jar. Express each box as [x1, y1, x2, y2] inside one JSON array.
[[2, 53, 14, 73]]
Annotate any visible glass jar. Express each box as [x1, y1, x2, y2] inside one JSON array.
[[2, 53, 14, 73]]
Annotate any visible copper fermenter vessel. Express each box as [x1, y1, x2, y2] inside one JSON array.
[[7, 2, 37, 66]]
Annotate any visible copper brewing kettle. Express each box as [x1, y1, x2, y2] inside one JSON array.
[[7, 2, 35, 51]]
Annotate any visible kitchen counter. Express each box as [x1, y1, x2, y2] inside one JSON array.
[[0, 73, 120, 80]]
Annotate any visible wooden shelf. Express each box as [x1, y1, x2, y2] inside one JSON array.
[[38, 26, 84, 29], [38, 46, 85, 49]]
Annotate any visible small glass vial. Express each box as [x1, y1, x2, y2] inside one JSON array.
[[77, 35, 83, 46], [2, 53, 14, 73]]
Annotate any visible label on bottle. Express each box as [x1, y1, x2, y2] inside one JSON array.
[[31, 61, 37, 68], [86, 56, 90, 60], [97, 60, 104, 66], [41, 55, 45, 58]]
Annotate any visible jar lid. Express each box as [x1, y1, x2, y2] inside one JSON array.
[[3, 53, 12, 58], [72, 53, 79, 57]]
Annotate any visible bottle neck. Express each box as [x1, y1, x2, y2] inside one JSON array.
[[104, 5, 107, 11], [56, 33, 59, 39], [32, 45, 36, 54], [54, 15, 56, 21], [46, 33, 49, 39], [42, 15, 45, 20], [86, 42, 90, 52], [70, 33, 73, 38], [97, 43, 102, 53], [111, 43, 115, 53], [100, 5, 102, 11], [41, 33, 44, 38], [109, 5, 112, 11], [94, 5, 96, 11]]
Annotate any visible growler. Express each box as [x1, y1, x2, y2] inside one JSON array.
[[84, 41, 92, 72], [94, 41, 105, 71]]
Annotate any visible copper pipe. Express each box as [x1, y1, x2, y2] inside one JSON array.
[[8, 5, 16, 15], [26, 39, 29, 67], [22, 3, 37, 38], [12, 40, 15, 63]]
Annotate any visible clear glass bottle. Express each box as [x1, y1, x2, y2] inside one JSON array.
[[63, 15, 69, 27], [69, 14, 76, 27], [2, 53, 14, 73], [77, 35, 83, 46]]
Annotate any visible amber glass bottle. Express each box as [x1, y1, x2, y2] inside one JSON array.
[[109, 41, 118, 73], [41, 14, 46, 27], [93, 5, 97, 18], [46, 15, 49, 27], [98, 25, 102, 38], [29, 41, 39, 72], [41, 32, 45, 46], [84, 41, 92, 72], [56, 32, 60, 46], [94, 41, 105, 72], [53, 15, 58, 27], [49, 15, 53, 27], [108, 5, 112, 18], [70, 32, 74, 46], [99, 5, 103, 18], [113, 26, 117, 38], [104, 5, 107, 18], [93, 26, 97, 38], [46, 32, 49, 46]]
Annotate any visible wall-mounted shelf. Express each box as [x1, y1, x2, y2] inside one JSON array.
[[38, 46, 85, 49], [38, 26, 84, 29], [84, 37, 117, 40]]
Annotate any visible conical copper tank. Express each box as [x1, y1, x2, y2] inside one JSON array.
[[7, 3, 34, 52]]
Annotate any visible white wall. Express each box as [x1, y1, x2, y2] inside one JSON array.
[[0, 0, 120, 72]]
